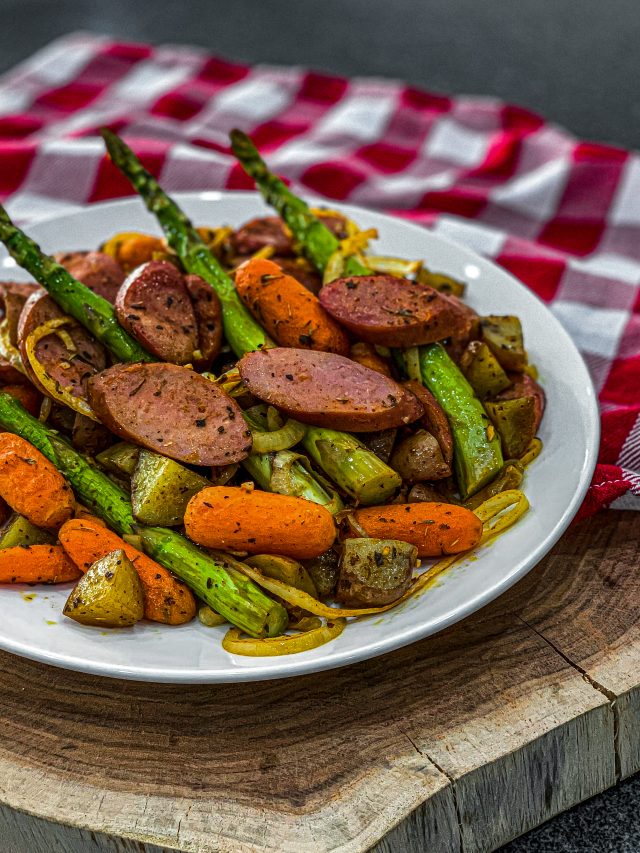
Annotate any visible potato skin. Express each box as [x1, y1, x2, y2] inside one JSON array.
[[63, 549, 144, 628]]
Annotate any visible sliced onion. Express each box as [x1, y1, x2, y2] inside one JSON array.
[[365, 255, 422, 278], [520, 438, 543, 468], [251, 418, 306, 453], [222, 618, 345, 656], [198, 605, 227, 627], [210, 463, 239, 486], [323, 250, 346, 285], [404, 347, 422, 382], [266, 405, 284, 432], [24, 317, 100, 422]]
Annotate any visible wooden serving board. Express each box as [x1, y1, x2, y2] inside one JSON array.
[[0, 509, 637, 853]]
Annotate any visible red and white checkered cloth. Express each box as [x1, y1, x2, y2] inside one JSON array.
[[0, 33, 638, 515]]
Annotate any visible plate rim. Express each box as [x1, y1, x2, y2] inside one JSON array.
[[0, 191, 600, 682]]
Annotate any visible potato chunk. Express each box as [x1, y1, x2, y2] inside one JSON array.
[[63, 549, 144, 628]]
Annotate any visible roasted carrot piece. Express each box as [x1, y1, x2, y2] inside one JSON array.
[[185, 486, 337, 559], [0, 433, 75, 529], [1, 384, 42, 417], [349, 503, 482, 557], [349, 342, 393, 377], [0, 544, 81, 584], [58, 518, 196, 625], [235, 257, 350, 354], [102, 232, 166, 273]]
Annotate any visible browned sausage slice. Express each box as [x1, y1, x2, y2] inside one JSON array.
[[232, 216, 294, 256], [17, 291, 107, 400], [238, 348, 423, 432], [0, 281, 41, 346], [403, 379, 454, 466], [115, 261, 198, 365], [495, 373, 546, 431], [184, 274, 223, 370], [55, 251, 124, 303], [319, 274, 473, 347], [87, 363, 252, 466]]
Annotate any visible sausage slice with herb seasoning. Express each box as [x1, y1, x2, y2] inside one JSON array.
[[184, 274, 223, 369], [115, 261, 198, 365], [319, 274, 473, 347], [87, 363, 252, 466], [55, 251, 125, 303], [17, 291, 107, 401], [238, 347, 423, 432]]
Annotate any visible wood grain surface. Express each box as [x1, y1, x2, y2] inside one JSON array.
[[0, 510, 636, 853]]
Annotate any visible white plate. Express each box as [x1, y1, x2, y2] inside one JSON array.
[[0, 192, 598, 683]]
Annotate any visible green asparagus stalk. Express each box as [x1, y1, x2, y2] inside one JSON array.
[[242, 449, 344, 514], [242, 408, 343, 512], [135, 527, 288, 637], [103, 129, 402, 506], [0, 391, 136, 534], [229, 129, 370, 277], [0, 206, 152, 364], [102, 129, 272, 358], [416, 344, 503, 499], [302, 428, 401, 505], [0, 392, 287, 637]]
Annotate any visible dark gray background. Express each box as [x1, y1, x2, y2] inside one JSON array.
[[0, 1, 638, 850], [0, 0, 639, 147]]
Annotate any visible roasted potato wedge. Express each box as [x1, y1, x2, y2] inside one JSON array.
[[481, 315, 527, 372], [0, 513, 55, 549], [96, 442, 140, 477], [63, 549, 144, 628], [131, 450, 210, 526], [484, 397, 537, 459], [336, 538, 417, 607], [460, 341, 511, 398], [303, 550, 340, 598]]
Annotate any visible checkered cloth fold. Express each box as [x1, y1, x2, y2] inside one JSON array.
[[0, 33, 638, 513]]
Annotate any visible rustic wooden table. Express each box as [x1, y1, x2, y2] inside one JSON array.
[[0, 509, 637, 853]]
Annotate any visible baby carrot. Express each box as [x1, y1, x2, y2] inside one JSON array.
[[58, 518, 196, 625], [349, 342, 393, 377], [0, 544, 81, 584], [185, 486, 337, 559], [102, 232, 166, 273], [235, 257, 350, 354], [0, 433, 75, 529], [348, 503, 482, 557]]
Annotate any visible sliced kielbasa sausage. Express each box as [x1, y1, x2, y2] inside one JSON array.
[[87, 363, 252, 466], [17, 291, 107, 401], [0, 282, 41, 346], [55, 251, 125, 303], [115, 261, 198, 365], [319, 274, 473, 347], [184, 274, 223, 370], [232, 216, 294, 256], [238, 347, 423, 432]]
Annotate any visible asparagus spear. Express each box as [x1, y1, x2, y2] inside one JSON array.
[[136, 528, 287, 637], [102, 129, 272, 358], [0, 206, 152, 364], [0, 391, 287, 637], [229, 129, 370, 277], [302, 428, 401, 505], [416, 344, 503, 499], [103, 130, 402, 506]]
